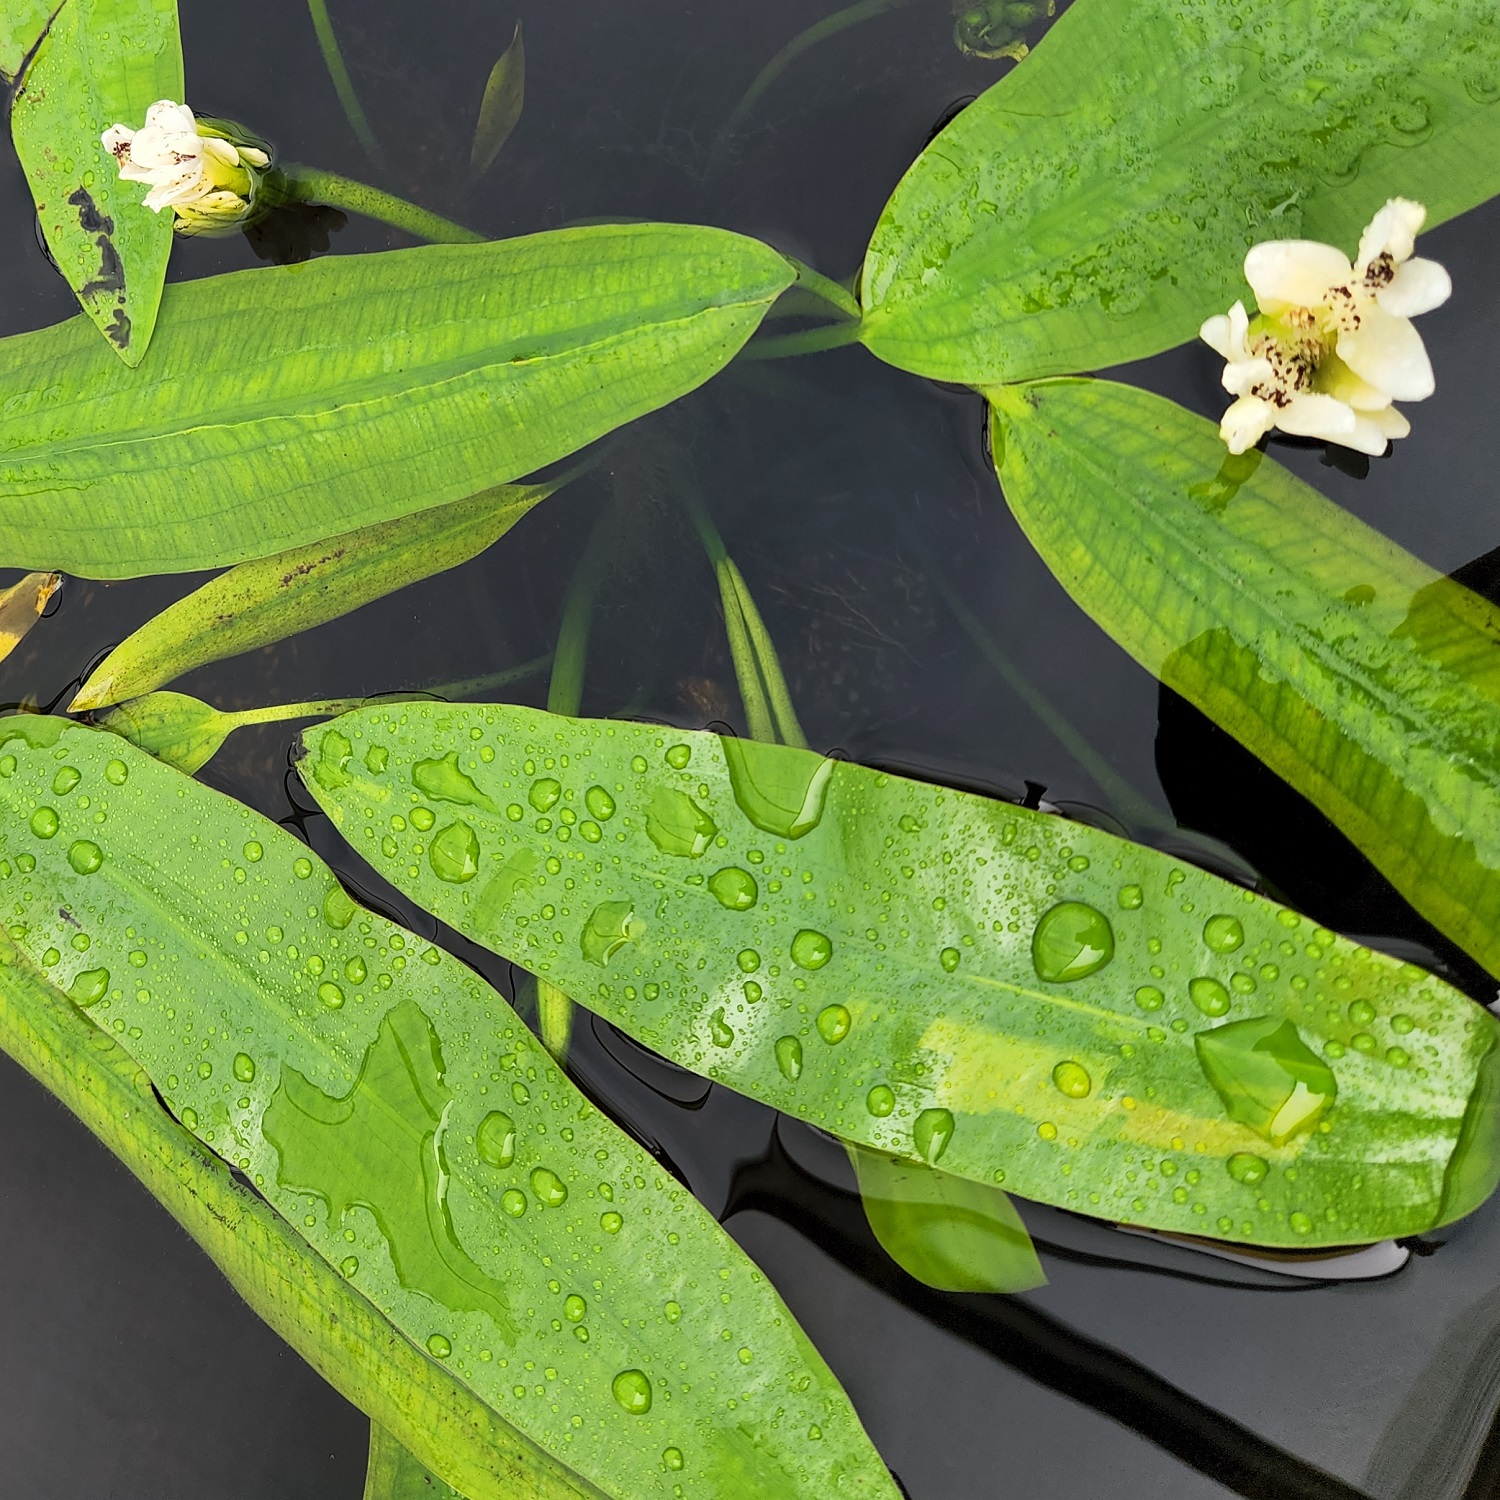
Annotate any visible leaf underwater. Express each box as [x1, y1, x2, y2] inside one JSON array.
[[301, 704, 1500, 1249], [858, 0, 1500, 383], [0, 717, 897, 1500], [989, 379, 1500, 986], [70, 479, 558, 710], [0, 0, 54, 82], [0, 571, 61, 666], [470, 22, 525, 176], [365, 1424, 466, 1500], [10, 0, 181, 364], [0, 224, 794, 577]]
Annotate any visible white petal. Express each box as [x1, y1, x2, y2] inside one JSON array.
[[101, 123, 134, 156], [239, 146, 271, 168], [1201, 301, 1251, 360], [142, 99, 197, 135], [1355, 197, 1426, 273], [1337, 305, 1435, 402], [1220, 396, 1276, 454], [1221, 355, 1273, 396], [1244, 241, 1351, 313], [1375, 405, 1411, 439], [1315, 353, 1392, 412], [1277, 392, 1359, 442], [1344, 415, 1394, 456], [1200, 313, 1234, 359], [1378, 258, 1451, 318]]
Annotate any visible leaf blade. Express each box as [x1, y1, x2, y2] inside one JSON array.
[[0, 224, 794, 577], [70, 480, 556, 710], [858, 0, 1500, 383], [0, 718, 897, 1500], [299, 704, 1500, 1249], [989, 377, 1500, 983], [10, 0, 181, 363], [470, 22, 525, 176]]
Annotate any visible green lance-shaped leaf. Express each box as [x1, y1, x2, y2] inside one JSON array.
[[0, 716, 897, 1500], [70, 480, 559, 711], [0, 0, 55, 82], [470, 22, 525, 178], [0, 926, 597, 1500], [0, 225, 794, 578], [365, 1424, 467, 1500], [10, 0, 182, 364], [988, 378, 1500, 983], [848, 1144, 1046, 1294], [300, 703, 1500, 1250], [858, 0, 1500, 384]]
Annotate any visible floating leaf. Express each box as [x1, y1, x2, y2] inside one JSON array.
[[470, 22, 525, 177], [0, 571, 60, 666], [988, 378, 1500, 984], [10, 0, 182, 363], [364, 1425, 466, 1500], [301, 704, 1500, 1249], [0, 930, 594, 1500], [858, 0, 1500, 383], [0, 718, 898, 1500], [0, 0, 54, 82], [849, 1145, 1046, 1293], [0, 225, 794, 577], [71, 480, 560, 711]]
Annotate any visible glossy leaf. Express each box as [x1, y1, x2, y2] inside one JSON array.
[[0, 717, 896, 1500], [858, 0, 1500, 383], [0, 572, 60, 666], [301, 704, 1500, 1249], [849, 1145, 1046, 1293], [71, 480, 560, 711], [0, 0, 54, 82], [990, 377, 1500, 984], [470, 22, 525, 176], [365, 1425, 465, 1500], [0, 924, 596, 1500], [0, 224, 794, 577], [10, 0, 182, 363]]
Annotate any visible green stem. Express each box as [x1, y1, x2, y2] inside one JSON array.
[[782, 257, 862, 321], [726, 0, 924, 131], [740, 321, 865, 361], [304, 0, 389, 177], [278, 165, 484, 244]]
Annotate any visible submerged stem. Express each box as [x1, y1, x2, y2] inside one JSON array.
[[276, 165, 484, 244], [782, 257, 862, 322], [740, 320, 865, 361], [304, 0, 389, 177]]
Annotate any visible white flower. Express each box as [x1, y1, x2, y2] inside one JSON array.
[[102, 100, 272, 236], [1199, 198, 1450, 456]]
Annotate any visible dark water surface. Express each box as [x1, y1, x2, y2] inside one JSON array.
[[2, 1, 1499, 1495]]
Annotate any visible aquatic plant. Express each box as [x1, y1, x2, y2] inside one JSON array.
[[0, 0, 1498, 1493]]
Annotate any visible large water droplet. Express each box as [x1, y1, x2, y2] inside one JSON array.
[[476, 1110, 517, 1168], [427, 1333, 452, 1359], [323, 885, 356, 929], [722, 739, 833, 840], [1203, 915, 1245, 953], [612, 1369, 653, 1415], [530, 1167, 568, 1207], [105, 759, 128, 786], [581, 901, 635, 966], [708, 867, 758, 911], [68, 967, 109, 1007], [564, 1294, 587, 1322], [790, 929, 833, 970], [233, 1052, 256, 1083], [1052, 1060, 1092, 1098], [1195, 1017, 1337, 1142], [774, 1035, 802, 1080], [1226, 1151, 1268, 1185], [663, 1447, 684, 1471], [67, 840, 102, 875], [866, 1084, 895, 1117], [414, 751, 495, 811], [429, 821, 481, 883], [914, 1107, 955, 1163], [646, 788, 717, 858], [585, 786, 616, 820], [709, 1009, 735, 1047], [501, 1189, 527, 1217], [529, 777, 562, 812], [1031, 902, 1114, 982], [665, 745, 691, 770], [52, 766, 80, 795], [816, 1004, 851, 1044], [30, 806, 59, 839], [1189, 977, 1231, 1016]]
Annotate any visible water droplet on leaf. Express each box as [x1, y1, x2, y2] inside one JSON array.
[[1032, 902, 1114, 982]]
